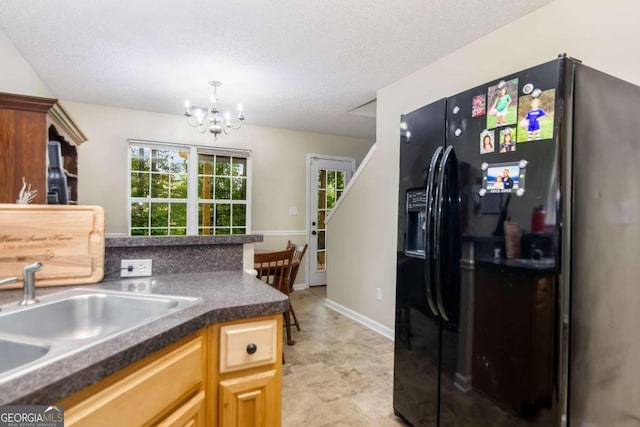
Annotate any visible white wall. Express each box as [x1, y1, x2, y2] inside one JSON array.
[[63, 101, 372, 284], [0, 24, 373, 285], [0, 28, 52, 97], [327, 0, 640, 330]]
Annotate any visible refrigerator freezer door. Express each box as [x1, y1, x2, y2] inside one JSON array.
[[569, 64, 640, 425], [394, 99, 447, 426]]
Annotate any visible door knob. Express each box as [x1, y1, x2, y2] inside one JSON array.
[[312, 231, 317, 235]]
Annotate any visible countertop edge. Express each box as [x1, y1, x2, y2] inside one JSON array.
[[105, 234, 264, 247], [0, 270, 286, 406]]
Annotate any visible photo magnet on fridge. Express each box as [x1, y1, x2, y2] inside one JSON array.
[[517, 88, 556, 143], [472, 94, 486, 117], [480, 129, 495, 154], [498, 127, 516, 153], [487, 78, 518, 129]]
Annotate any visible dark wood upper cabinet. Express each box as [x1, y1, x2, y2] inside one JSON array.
[[0, 92, 86, 204]]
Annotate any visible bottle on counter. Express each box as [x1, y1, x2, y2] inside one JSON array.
[[531, 204, 546, 234]]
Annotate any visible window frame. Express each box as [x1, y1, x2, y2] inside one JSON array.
[[127, 139, 252, 236]]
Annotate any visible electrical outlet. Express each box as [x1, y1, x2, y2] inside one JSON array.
[[120, 259, 153, 277], [376, 287, 382, 301]]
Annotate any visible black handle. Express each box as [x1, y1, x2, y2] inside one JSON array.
[[312, 231, 317, 235], [246, 343, 257, 355], [424, 146, 443, 318], [434, 146, 458, 321]]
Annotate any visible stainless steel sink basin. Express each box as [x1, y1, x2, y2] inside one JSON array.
[[0, 338, 49, 375], [0, 290, 195, 340], [0, 288, 200, 383]]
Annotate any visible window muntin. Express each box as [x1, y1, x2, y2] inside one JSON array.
[[128, 142, 250, 236]]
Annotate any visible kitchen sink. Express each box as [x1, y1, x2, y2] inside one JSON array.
[[0, 289, 197, 341], [0, 288, 200, 383], [0, 338, 49, 375]]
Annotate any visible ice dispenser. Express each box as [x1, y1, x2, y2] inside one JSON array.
[[404, 188, 427, 257]]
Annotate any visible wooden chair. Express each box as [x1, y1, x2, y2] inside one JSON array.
[[254, 247, 297, 345], [286, 240, 308, 333]]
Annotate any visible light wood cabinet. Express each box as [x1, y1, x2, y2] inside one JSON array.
[[58, 313, 283, 426], [157, 391, 206, 427], [219, 370, 278, 426], [60, 331, 206, 427], [211, 315, 283, 427], [0, 92, 86, 204]]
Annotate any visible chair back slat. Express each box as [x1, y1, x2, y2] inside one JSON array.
[[254, 248, 294, 293], [285, 241, 308, 290]]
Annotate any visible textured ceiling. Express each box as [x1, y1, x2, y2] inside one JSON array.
[[0, 0, 551, 139]]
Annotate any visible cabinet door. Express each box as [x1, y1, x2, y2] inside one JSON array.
[[157, 391, 206, 427], [63, 336, 204, 427], [219, 369, 277, 427]]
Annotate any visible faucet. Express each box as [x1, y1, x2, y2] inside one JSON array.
[[0, 262, 43, 307]]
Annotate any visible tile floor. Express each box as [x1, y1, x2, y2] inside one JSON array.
[[281, 287, 407, 426]]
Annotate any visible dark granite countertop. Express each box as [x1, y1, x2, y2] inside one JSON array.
[[106, 234, 263, 247], [0, 270, 287, 405]]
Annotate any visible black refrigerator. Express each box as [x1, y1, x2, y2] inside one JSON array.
[[393, 55, 640, 426]]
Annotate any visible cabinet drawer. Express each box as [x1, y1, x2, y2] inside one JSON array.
[[220, 319, 277, 373], [157, 390, 206, 427], [64, 336, 204, 427]]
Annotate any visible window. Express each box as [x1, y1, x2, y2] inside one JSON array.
[[197, 151, 247, 235], [128, 140, 250, 236]]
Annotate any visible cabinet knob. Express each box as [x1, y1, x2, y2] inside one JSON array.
[[246, 343, 257, 355]]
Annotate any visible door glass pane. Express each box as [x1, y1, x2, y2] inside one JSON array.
[[337, 171, 345, 190], [318, 230, 326, 250], [318, 210, 326, 227], [317, 251, 326, 271], [318, 190, 326, 209], [327, 170, 336, 188], [326, 188, 335, 209], [318, 170, 327, 188]]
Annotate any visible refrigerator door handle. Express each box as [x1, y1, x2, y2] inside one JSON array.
[[434, 145, 456, 321], [424, 146, 443, 318]]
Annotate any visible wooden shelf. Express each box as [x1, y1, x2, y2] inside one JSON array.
[[0, 93, 86, 204]]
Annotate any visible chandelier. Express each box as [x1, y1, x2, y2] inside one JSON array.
[[183, 81, 245, 140]]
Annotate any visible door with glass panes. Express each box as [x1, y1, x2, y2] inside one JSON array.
[[308, 157, 354, 286]]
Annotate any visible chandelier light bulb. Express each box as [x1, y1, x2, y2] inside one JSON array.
[[183, 80, 245, 140]]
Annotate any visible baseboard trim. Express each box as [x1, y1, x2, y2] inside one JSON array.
[[292, 283, 309, 291], [324, 298, 394, 341]]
